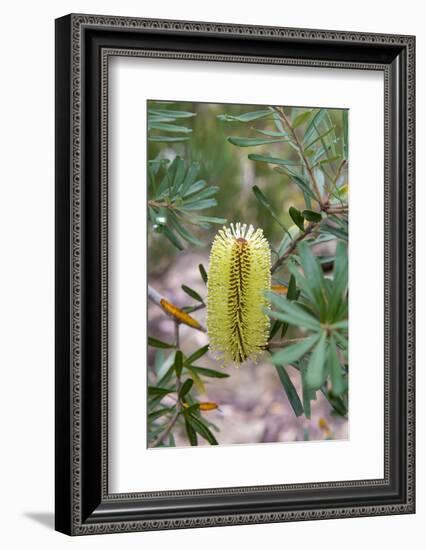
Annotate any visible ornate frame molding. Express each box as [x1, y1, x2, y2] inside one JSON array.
[[55, 14, 415, 535]]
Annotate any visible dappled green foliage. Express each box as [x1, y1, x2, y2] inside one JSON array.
[[147, 101, 348, 447]]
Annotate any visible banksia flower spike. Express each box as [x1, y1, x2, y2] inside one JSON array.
[[207, 223, 271, 367]]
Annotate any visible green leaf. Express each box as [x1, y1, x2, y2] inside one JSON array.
[[199, 264, 208, 284], [329, 336, 346, 396], [149, 122, 192, 134], [180, 163, 201, 196], [248, 154, 301, 167], [289, 206, 305, 231], [148, 407, 174, 421], [183, 186, 219, 203], [227, 136, 291, 147], [181, 285, 204, 303], [266, 295, 321, 332], [217, 109, 272, 122], [185, 345, 209, 365], [148, 386, 174, 398], [188, 366, 230, 379], [179, 379, 194, 399], [148, 336, 175, 349], [271, 333, 319, 366], [269, 320, 282, 339], [157, 225, 183, 250], [305, 332, 327, 390], [185, 418, 198, 446], [180, 178, 204, 197], [167, 212, 204, 247], [331, 320, 348, 331], [180, 198, 217, 211], [343, 110, 349, 159], [174, 350, 183, 378], [275, 365, 304, 416], [253, 127, 289, 138], [148, 136, 190, 142], [320, 221, 348, 242], [303, 109, 327, 143], [187, 414, 218, 445], [184, 403, 201, 415], [302, 209, 322, 223], [303, 126, 336, 151], [314, 155, 341, 167], [329, 241, 348, 319], [252, 185, 290, 235], [287, 274, 298, 300], [148, 108, 196, 119], [293, 110, 314, 129], [190, 215, 227, 225], [297, 242, 325, 311], [300, 363, 313, 419], [321, 388, 348, 417]]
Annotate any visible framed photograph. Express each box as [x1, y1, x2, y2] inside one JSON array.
[[55, 14, 415, 535]]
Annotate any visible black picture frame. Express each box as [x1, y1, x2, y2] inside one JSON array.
[[55, 13, 415, 535]]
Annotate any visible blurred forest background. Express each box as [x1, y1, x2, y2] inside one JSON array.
[[147, 100, 348, 447]]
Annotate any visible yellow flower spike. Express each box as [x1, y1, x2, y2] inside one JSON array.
[[207, 223, 271, 367]]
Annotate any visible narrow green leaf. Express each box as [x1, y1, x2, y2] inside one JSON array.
[[179, 163, 200, 195], [305, 332, 327, 390], [298, 242, 325, 309], [180, 198, 217, 211], [185, 418, 198, 446], [289, 206, 305, 231], [227, 136, 291, 147], [183, 186, 219, 203], [303, 109, 327, 143], [148, 136, 190, 142], [300, 363, 313, 419], [329, 336, 346, 396], [329, 241, 348, 319], [148, 407, 174, 421], [252, 127, 289, 137], [302, 209, 322, 223], [174, 350, 183, 378], [188, 366, 230, 379], [292, 110, 314, 129], [321, 388, 348, 417], [148, 108, 196, 119], [343, 110, 349, 159], [148, 336, 174, 349], [314, 155, 341, 167], [182, 180, 206, 198], [167, 212, 204, 247], [187, 414, 218, 445], [269, 320, 282, 339], [148, 386, 174, 398], [248, 154, 301, 167], [185, 345, 209, 365], [199, 264, 208, 284], [271, 333, 319, 366], [181, 285, 204, 303], [252, 185, 290, 235], [157, 225, 183, 250], [266, 298, 321, 332], [287, 274, 298, 300], [303, 126, 335, 151], [190, 215, 226, 225], [217, 109, 271, 122], [320, 221, 348, 242], [275, 365, 304, 416], [179, 379, 194, 399], [149, 122, 192, 133]]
